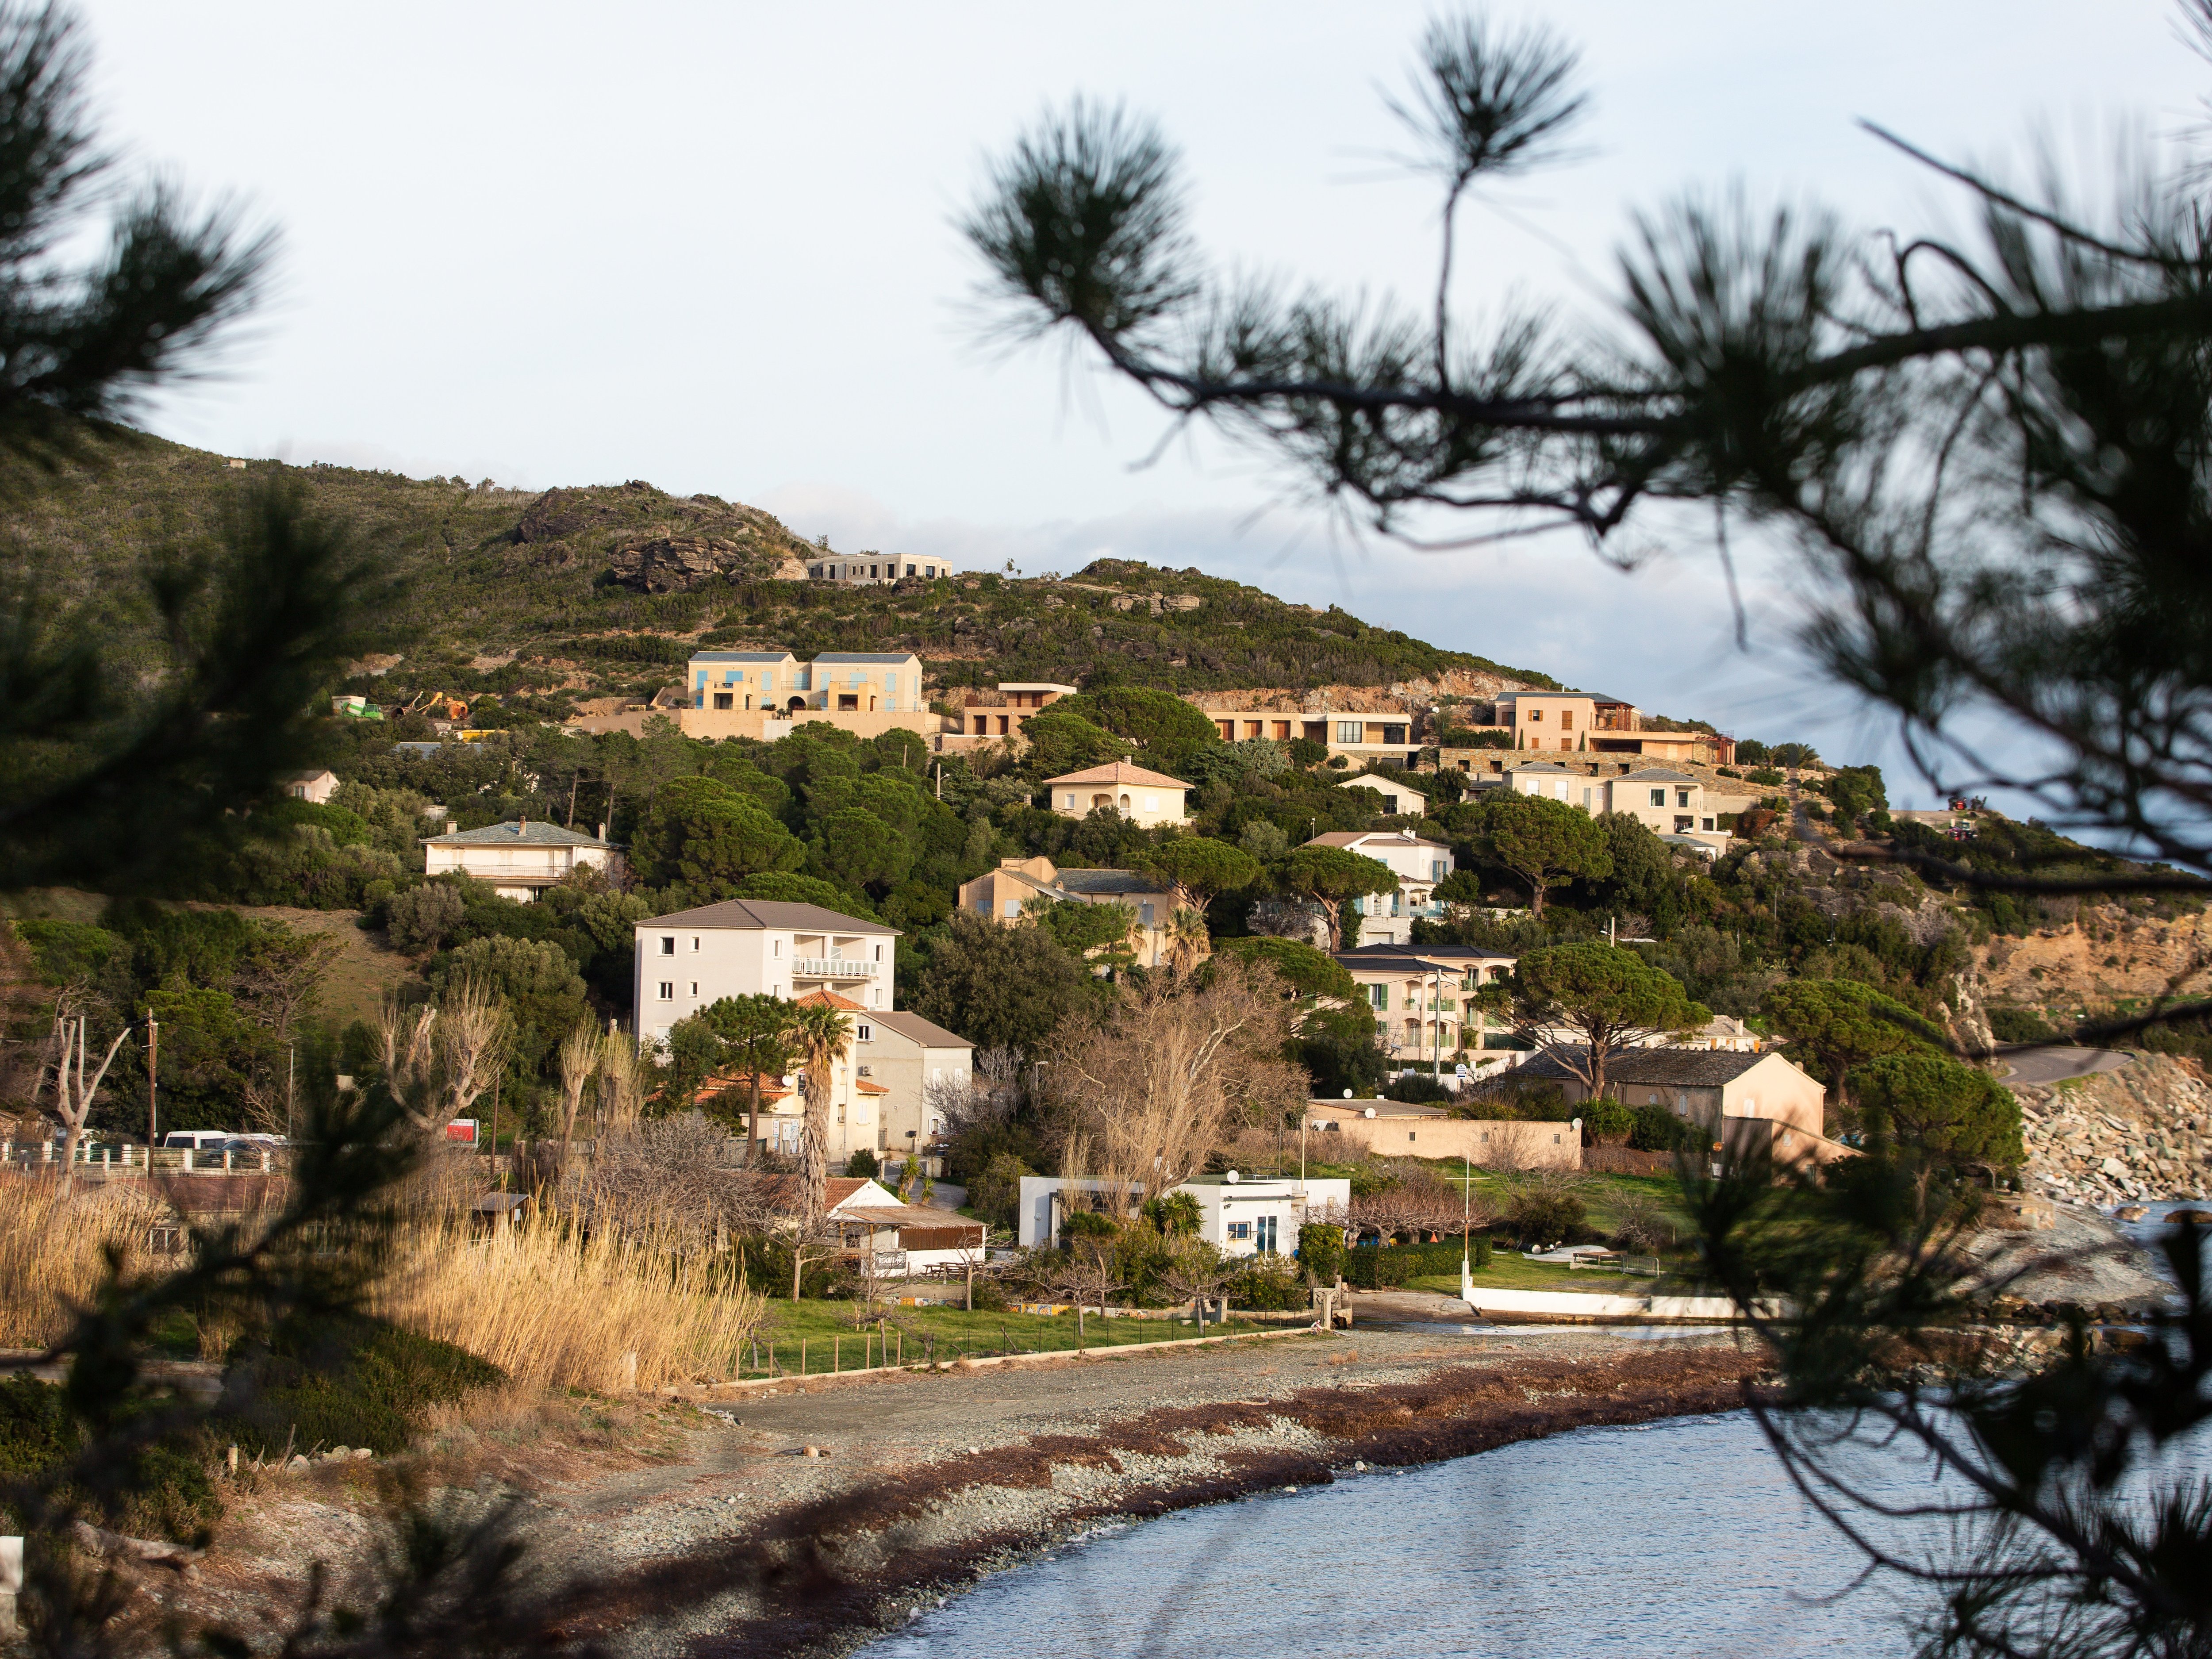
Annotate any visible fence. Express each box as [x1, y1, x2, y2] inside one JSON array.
[[0, 1142, 280, 1176]]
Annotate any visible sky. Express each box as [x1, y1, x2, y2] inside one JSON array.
[[72, 1, 2212, 808]]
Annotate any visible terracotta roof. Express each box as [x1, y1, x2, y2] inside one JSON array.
[[856, 1078, 890, 1095], [795, 988, 868, 1012], [1303, 830, 1448, 851], [1042, 760, 1190, 790], [639, 899, 898, 933], [726, 1174, 893, 1215], [695, 1071, 794, 1107]]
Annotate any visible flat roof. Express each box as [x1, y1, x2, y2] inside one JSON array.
[[688, 650, 795, 663]]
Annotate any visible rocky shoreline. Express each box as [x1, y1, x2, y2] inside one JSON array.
[[153, 1326, 1765, 1657]]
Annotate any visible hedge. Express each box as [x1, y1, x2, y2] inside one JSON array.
[[1341, 1237, 1492, 1289]]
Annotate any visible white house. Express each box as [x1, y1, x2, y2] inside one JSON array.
[[1336, 772, 1426, 817], [1300, 827, 1455, 947], [1016, 1173, 1352, 1258], [422, 819, 614, 902], [736, 1175, 987, 1275], [633, 898, 899, 1045], [283, 769, 338, 805]]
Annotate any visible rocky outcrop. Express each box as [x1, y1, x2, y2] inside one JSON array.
[[2018, 1054, 2212, 1202], [605, 537, 782, 594]]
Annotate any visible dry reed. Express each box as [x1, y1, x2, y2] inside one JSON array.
[[376, 1205, 763, 1394], [0, 1177, 165, 1348]]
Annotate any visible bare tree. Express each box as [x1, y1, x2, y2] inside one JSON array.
[[40, 1006, 126, 1183], [1160, 1239, 1231, 1332], [923, 1044, 1022, 1144], [1048, 1237, 1123, 1352], [598, 1029, 645, 1134], [1046, 957, 1305, 1204], [436, 979, 507, 1125], [554, 1022, 598, 1149]]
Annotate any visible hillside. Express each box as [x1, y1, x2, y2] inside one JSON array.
[[22, 433, 1559, 717]]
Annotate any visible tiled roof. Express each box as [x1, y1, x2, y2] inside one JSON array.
[[422, 820, 609, 848], [726, 1174, 892, 1214], [640, 899, 898, 933], [795, 988, 869, 1012], [1338, 942, 1507, 960], [1303, 830, 1448, 851], [1042, 760, 1190, 790], [865, 1010, 974, 1049], [1616, 768, 1700, 783], [1518, 1047, 1780, 1087]]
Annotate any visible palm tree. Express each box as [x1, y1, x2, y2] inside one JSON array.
[[785, 996, 854, 1237]]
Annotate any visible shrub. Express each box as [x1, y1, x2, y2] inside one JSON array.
[[1988, 1006, 2060, 1044], [1288, 737, 1328, 768], [1296, 1221, 1345, 1282], [1503, 1180, 1587, 1246], [1061, 1208, 1119, 1241], [965, 1152, 1033, 1231], [1747, 768, 1785, 786], [1583, 1097, 1633, 1144], [1629, 1103, 1697, 1151], [1609, 1194, 1679, 1254], [736, 1234, 849, 1302], [1224, 1256, 1304, 1309], [215, 1313, 501, 1458], [0, 1375, 222, 1543], [845, 1148, 879, 1178], [1383, 1072, 1455, 1104], [1341, 1238, 1491, 1288], [386, 880, 465, 952]]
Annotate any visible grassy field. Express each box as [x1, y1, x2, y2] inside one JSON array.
[[236, 904, 420, 1026], [749, 1297, 1267, 1376]]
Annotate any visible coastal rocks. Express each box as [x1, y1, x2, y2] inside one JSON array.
[[2017, 1054, 2212, 1203]]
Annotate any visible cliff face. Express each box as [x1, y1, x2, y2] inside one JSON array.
[[2018, 1054, 2212, 1203], [1979, 905, 2212, 1020]]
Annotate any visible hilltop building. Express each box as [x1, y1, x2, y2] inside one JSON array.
[[1300, 827, 1455, 947], [805, 552, 958, 585], [632, 898, 898, 1045], [939, 682, 1079, 746]]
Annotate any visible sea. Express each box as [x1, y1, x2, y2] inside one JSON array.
[[860, 1408, 1926, 1659]]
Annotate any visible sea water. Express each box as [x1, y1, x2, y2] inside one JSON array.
[[862, 1411, 1923, 1658]]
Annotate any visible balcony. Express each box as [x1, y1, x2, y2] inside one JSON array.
[[793, 957, 880, 979]]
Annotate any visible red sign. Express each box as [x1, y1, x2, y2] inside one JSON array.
[[445, 1119, 479, 1144]]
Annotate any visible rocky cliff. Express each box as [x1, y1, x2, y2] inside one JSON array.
[[2017, 1053, 2212, 1204]]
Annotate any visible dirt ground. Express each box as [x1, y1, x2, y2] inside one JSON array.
[[148, 1320, 1763, 1658]]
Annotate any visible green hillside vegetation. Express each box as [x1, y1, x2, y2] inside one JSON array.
[[23, 434, 1553, 722]]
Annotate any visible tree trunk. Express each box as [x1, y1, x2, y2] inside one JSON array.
[[747, 1071, 762, 1167], [792, 1243, 804, 1303], [1525, 872, 1547, 916], [1075, 1302, 1087, 1350]]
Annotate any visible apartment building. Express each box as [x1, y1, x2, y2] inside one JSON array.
[[1489, 691, 1734, 765], [1332, 942, 1516, 1064], [1042, 760, 1190, 826], [805, 553, 958, 584], [956, 856, 1178, 968], [632, 898, 899, 1045], [422, 819, 615, 902], [1301, 827, 1455, 946], [1198, 707, 1421, 768], [1505, 762, 1730, 852]]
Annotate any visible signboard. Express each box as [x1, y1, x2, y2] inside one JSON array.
[[445, 1119, 479, 1144]]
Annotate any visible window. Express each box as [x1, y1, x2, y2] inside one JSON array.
[[689, 982, 698, 996], [1390, 890, 1402, 917], [691, 937, 700, 951], [874, 943, 884, 960], [1431, 861, 1447, 881], [855, 1024, 872, 1042], [1336, 721, 1363, 744], [660, 937, 676, 955], [1582, 787, 1593, 807], [1528, 708, 1543, 722], [1408, 1131, 1418, 1142], [1649, 788, 1666, 807], [772, 939, 782, 957], [1255, 1215, 1278, 1252], [1062, 792, 1076, 809], [657, 982, 674, 1001], [1677, 788, 1692, 808], [1227, 1221, 1250, 1241], [1701, 816, 1715, 831], [974, 895, 991, 913], [1004, 899, 1021, 918], [1143, 795, 1158, 811], [1382, 724, 1406, 745], [1140, 902, 1155, 927], [906, 564, 916, 577], [712, 691, 733, 709], [1559, 710, 1575, 731], [1369, 985, 1388, 1011], [1554, 782, 1569, 799]]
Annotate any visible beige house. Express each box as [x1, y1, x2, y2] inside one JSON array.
[[1042, 760, 1190, 826], [1517, 1048, 1848, 1167], [1199, 707, 1421, 769], [1303, 1099, 1582, 1170], [283, 769, 338, 805], [956, 857, 1177, 969], [1488, 692, 1734, 766], [939, 682, 1080, 747], [632, 898, 899, 1045], [421, 819, 614, 902], [1503, 762, 1731, 852], [853, 1009, 974, 1171]]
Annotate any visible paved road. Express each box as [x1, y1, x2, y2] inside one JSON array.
[[1999, 1046, 2135, 1087]]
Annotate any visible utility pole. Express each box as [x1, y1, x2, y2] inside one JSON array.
[[145, 1013, 158, 1150], [286, 1043, 296, 1142]]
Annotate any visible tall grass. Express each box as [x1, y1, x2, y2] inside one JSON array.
[[0, 1178, 165, 1348], [376, 1206, 764, 1394]]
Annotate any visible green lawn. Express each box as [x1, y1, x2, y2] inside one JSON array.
[[746, 1298, 1267, 1377], [1403, 1249, 1706, 1299]]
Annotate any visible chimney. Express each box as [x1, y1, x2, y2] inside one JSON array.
[[597, 821, 607, 841], [445, 819, 457, 835], [518, 815, 527, 832]]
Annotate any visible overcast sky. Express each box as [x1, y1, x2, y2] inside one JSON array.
[[75, 2, 2210, 806]]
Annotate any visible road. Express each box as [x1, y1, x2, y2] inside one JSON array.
[[1998, 1046, 2135, 1087]]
